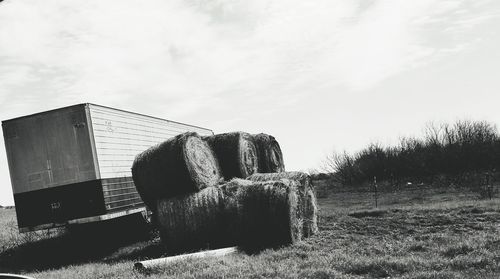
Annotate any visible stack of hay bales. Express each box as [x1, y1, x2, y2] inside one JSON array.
[[132, 131, 318, 254]]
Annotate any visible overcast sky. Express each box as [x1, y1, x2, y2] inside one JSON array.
[[1, 0, 499, 205]]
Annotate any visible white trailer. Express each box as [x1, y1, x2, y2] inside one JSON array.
[[2, 103, 213, 232]]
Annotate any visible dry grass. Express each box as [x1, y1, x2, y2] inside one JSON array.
[[248, 172, 312, 190], [0, 211, 155, 273], [0, 186, 498, 278]]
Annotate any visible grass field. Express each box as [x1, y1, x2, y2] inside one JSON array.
[[0, 187, 499, 279]]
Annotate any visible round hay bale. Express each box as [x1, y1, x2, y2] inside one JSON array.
[[303, 189, 319, 237], [252, 133, 285, 173], [155, 187, 225, 254], [205, 132, 258, 179], [247, 172, 316, 238], [221, 179, 302, 250], [132, 132, 222, 209], [247, 171, 312, 191]]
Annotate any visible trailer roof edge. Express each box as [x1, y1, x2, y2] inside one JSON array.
[[2, 103, 213, 133], [86, 103, 213, 132], [2, 103, 86, 124]]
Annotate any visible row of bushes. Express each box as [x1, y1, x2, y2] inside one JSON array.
[[325, 120, 500, 186]]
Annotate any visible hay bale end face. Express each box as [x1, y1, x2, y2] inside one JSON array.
[[155, 187, 226, 253], [247, 172, 318, 238], [252, 133, 285, 173], [184, 135, 223, 188], [221, 179, 302, 250], [132, 132, 221, 209], [205, 132, 259, 180], [303, 189, 319, 237]]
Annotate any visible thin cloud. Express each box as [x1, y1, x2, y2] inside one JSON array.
[[1, 0, 493, 117]]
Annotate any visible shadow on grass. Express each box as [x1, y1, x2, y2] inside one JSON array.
[[344, 259, 410, 278], [0, 214, 164, 273]]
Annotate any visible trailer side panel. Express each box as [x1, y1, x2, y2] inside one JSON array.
[[88, 104, 213, 179]]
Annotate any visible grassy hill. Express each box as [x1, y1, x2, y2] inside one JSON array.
[[0, 187, 499, 279]]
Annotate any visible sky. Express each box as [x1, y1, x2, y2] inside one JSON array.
[[0, 0, 499, 205]]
